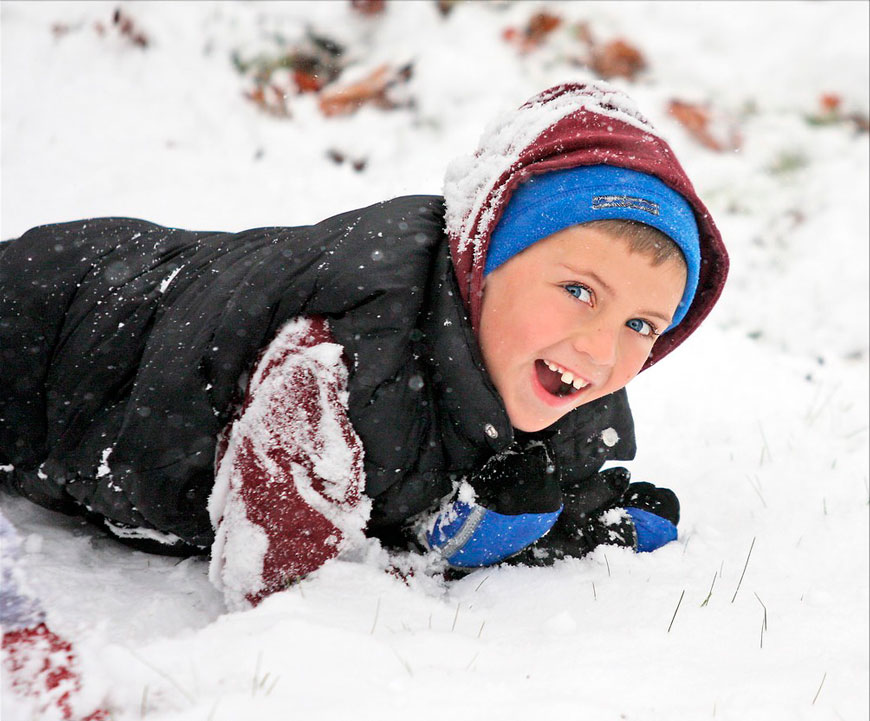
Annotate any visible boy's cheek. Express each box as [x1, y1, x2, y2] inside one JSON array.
[[573, 378, 631, 410], [604, 357, 647, 396]]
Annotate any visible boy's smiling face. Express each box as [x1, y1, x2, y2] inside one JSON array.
[[478, 224, 687, 432]]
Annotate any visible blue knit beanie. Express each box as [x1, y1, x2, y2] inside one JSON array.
[[484, 165, 700, 329]]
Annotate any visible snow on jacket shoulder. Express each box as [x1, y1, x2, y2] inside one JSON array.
[[0, 199, 639, 550]]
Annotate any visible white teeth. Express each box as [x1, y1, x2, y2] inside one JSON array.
[[543, 359, 589, 391]]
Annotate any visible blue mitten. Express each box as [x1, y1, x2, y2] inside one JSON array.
[[423, 441, 563, 568], [623, 482, 680, 552]]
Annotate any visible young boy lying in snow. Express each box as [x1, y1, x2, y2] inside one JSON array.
[[0, 82, 728, 609]]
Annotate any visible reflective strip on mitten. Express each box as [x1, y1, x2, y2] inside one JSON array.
[[625, 507, 678, 552], [426, 500, 562, 567]]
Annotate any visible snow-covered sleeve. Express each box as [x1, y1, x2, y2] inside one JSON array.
[[207, 316, 371, 610]]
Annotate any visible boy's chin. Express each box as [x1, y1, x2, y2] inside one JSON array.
[[511, 418, 557, 433], [507, 390, 608, 433], [507, 406, 578, 433]]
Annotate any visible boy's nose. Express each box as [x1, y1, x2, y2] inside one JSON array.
[[572, 324, 619, 367]]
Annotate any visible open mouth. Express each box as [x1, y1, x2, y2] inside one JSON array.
[[534, 359, 590, 398]]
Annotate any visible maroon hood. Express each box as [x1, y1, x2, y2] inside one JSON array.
[[443, 82, 729, 370]]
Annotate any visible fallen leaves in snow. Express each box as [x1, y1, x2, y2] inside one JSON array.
[[350, 0, 387, 15], [94, 7, 150, 49], [318, 63, 414, 117], [52, 6, 150, 49], [667, 99, 743, 152], [807, 93, 870, 133], [502, 11, 647, 81], [589, 37, 647, 81], [502, 11, 563, 53], [235, 29, 345, 117], [234, 26, 414, 120]]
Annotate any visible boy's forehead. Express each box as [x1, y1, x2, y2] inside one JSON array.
[[483, 224, 686, 289], [543, 223, 683, 266], [529, 224, 634, 259]]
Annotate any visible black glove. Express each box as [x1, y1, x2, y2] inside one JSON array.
[[622, 481, 680, 552], [515, 466, 636, 565], [471, 440, 562, 516], [508, 467, 680, 566], [423, 440, 563, 568], [623, 482, 680, 525]]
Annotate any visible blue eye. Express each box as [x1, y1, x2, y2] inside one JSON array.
[[626, 318, 655, 337], [564, 284, 592, 304]]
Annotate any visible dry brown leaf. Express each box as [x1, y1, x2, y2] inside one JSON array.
[[350, 0, 386, 15], [503, 11, 562, 53], [819, 93, 842, 113], [591, 38, 646, 80], [436, 0, 460, 16], [51, 22, 73, 38], [527, 11, 562, 42], [567, 22, 648, 81], [668, 99, 742, 152], [244, 85, 292, 118], [318, 64, 411, 117], [849, 112, 870, 133], [572, 21, 596, 47], [811, 93, 869, 133], [293, 70, 325, 94], [112, 7, 149, 48]]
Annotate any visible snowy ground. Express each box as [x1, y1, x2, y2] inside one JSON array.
[[1, 1, 868, 720]]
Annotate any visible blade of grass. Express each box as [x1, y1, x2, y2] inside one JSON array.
[[811, 672, 827, 704], [700, 571, 718, 607], [370, 598, 381, 635], [731, 537, 756, 603], [667, 589, 685, 633]]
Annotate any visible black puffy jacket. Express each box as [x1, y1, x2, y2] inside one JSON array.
[[0, 196, 635, 551]]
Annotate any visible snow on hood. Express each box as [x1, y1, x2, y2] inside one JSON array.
[[444, 81, 659, 257], [443, 81, 729, 370]]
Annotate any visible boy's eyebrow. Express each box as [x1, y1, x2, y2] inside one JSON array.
[[559, 264, 615, 296], [639, 309, 674, 325], [559, 263, 674, 324]]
